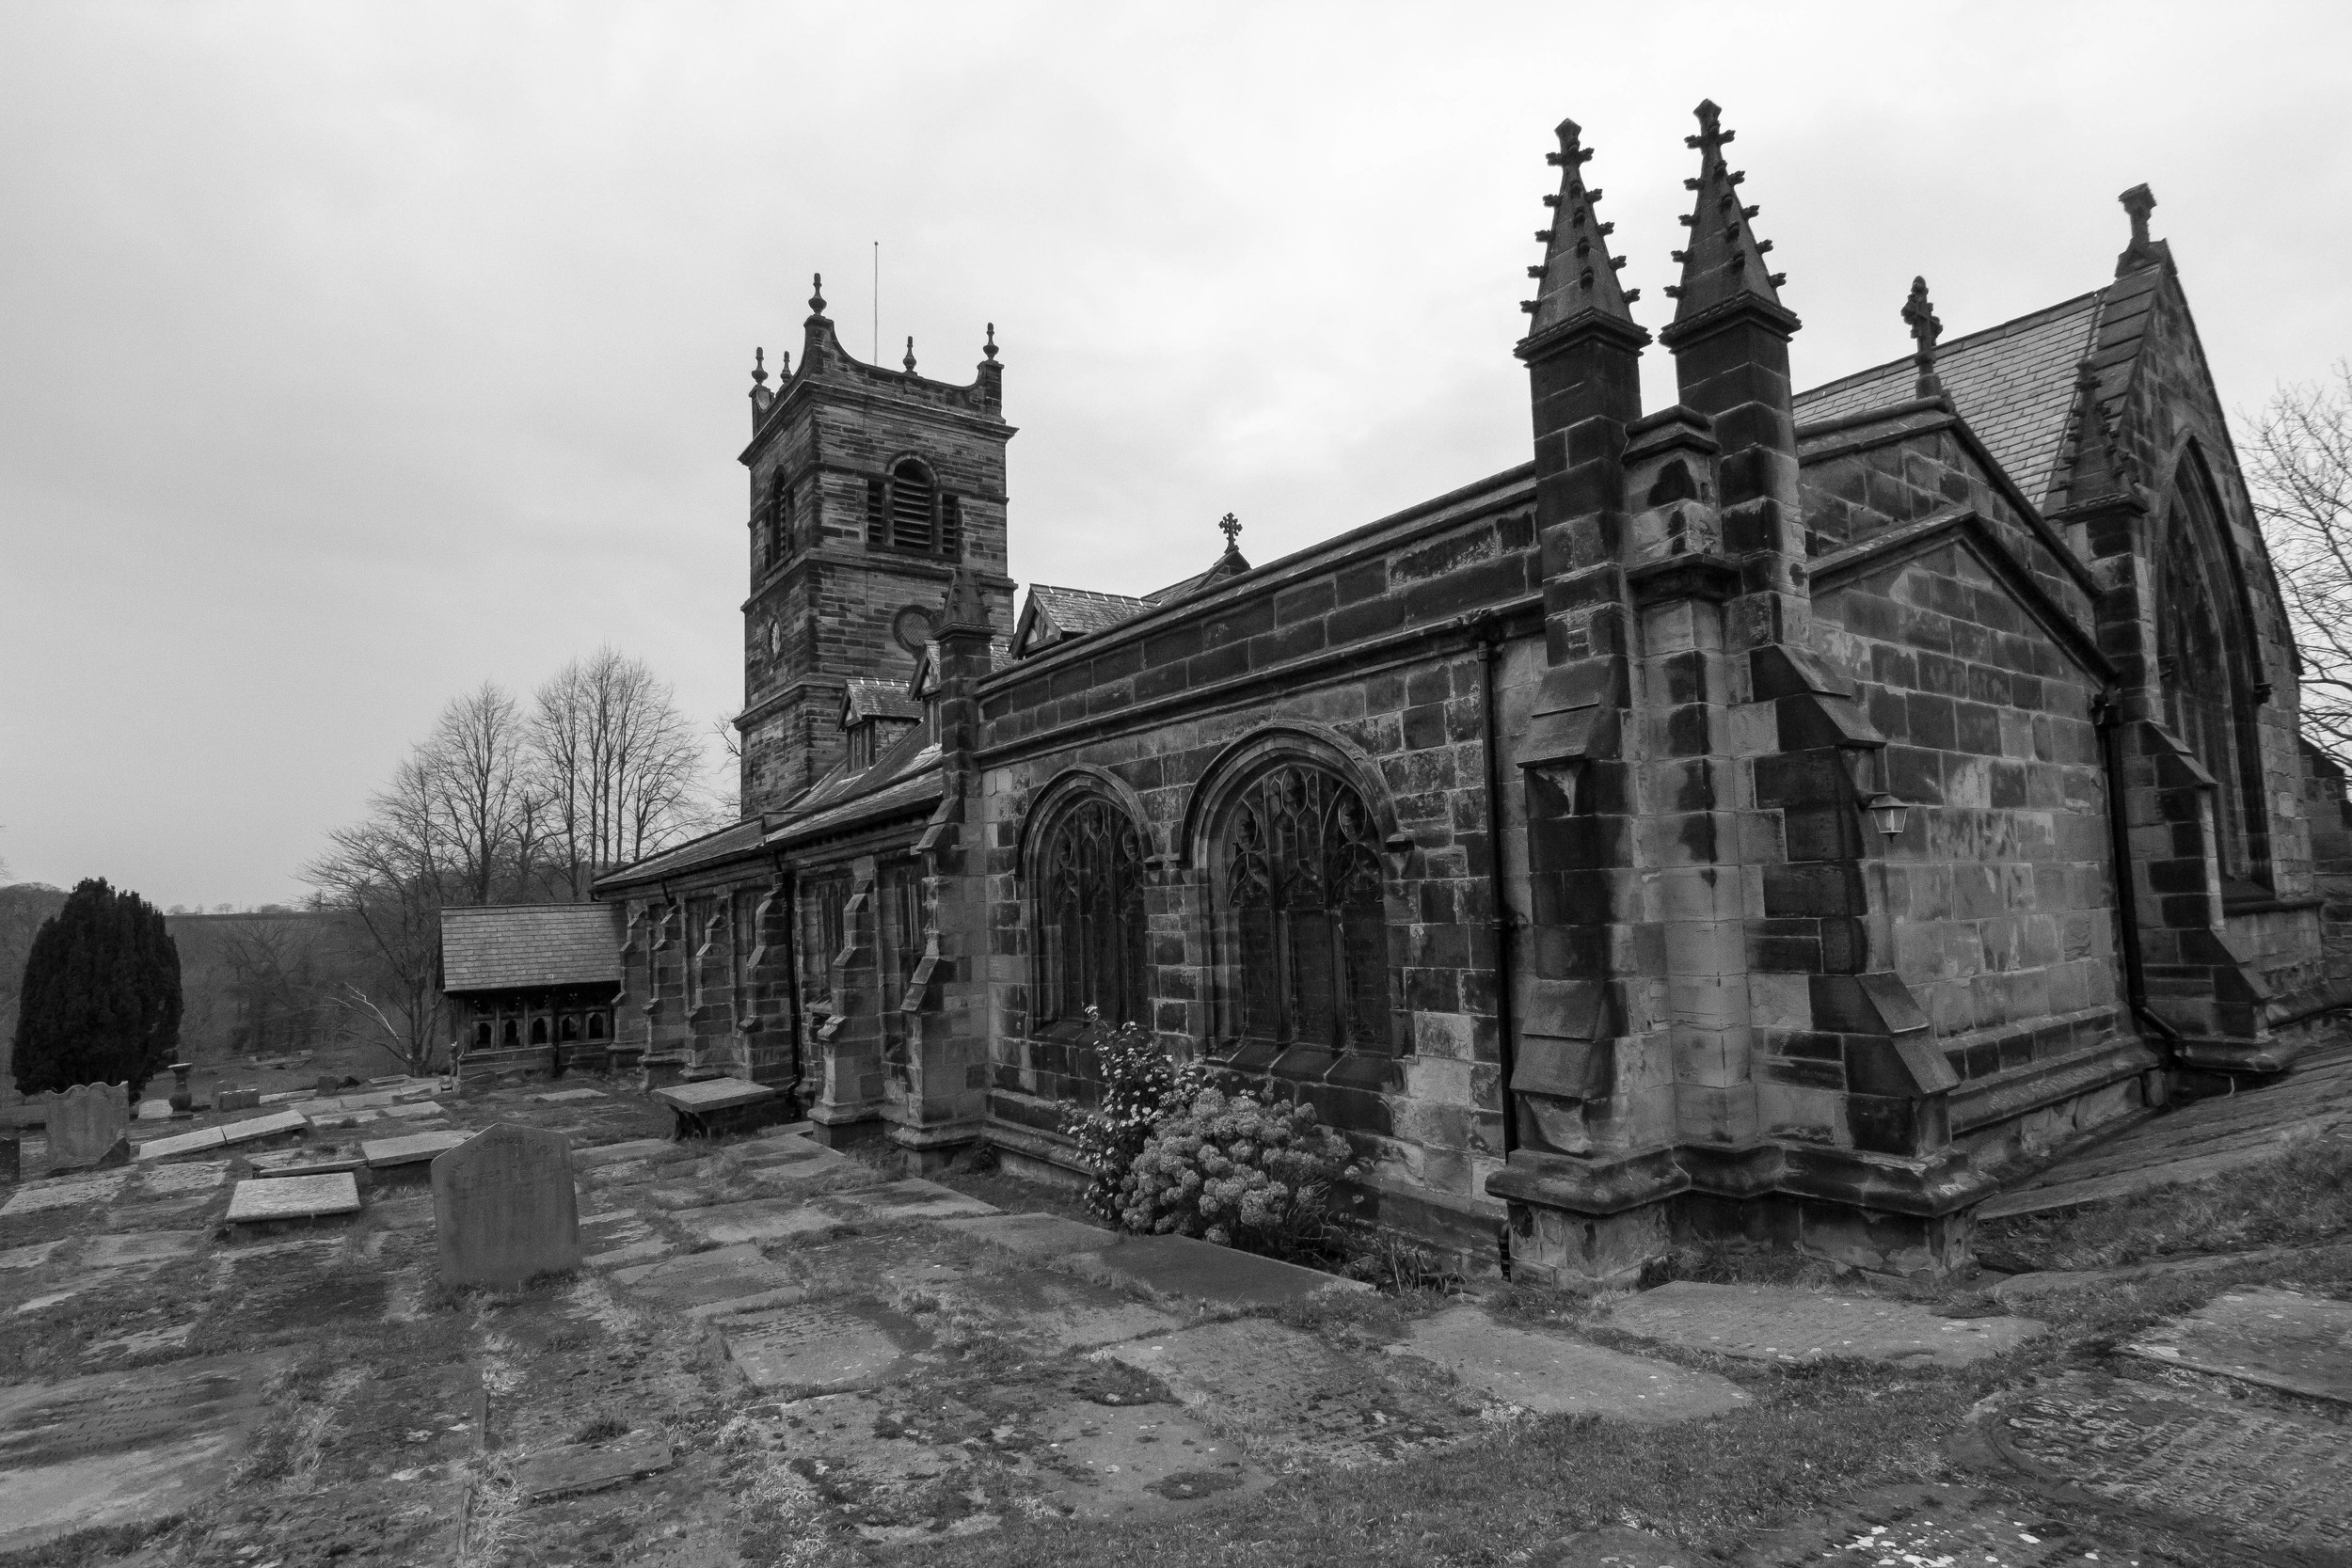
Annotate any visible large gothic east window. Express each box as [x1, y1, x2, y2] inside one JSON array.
[[1221, 765, 1390, 1052], [1036, 798, 1149, 1028], [2156, 495, 2266, 887]]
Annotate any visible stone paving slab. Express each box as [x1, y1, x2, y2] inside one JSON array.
[[1607, 1282, 2044, 1367], [215, 1109, 311, 1148], [81, 1229, 207, 1269], [612, 1243, 798, 1312], [1104, 1317, 1480, 1467], [1391, 1306, 1748, 1422], [225, 1172, 361, 1225], [721, 1297, 930, 1398], [1985, 1246, 2327, 1304], [360, 1130, 470, 1168], [0, 1170, 131, 1216], [0, 1349, 294, 1552], [131, 1126, 228, 1162], [585, 1238, 675, 1271], [1958, 1372, 2352, 1562], [0, 1240, 66, 1270], [246, 1148, 368, 1178], [828, 1178, 1001, 1224], [941, 1212, 1117, 1259], [1053, 1232, 1373, 1312], [2123, 1287, 2352, 1404], [681, 1196, 853, 1247], [514, 1433, 674, 1499], [571, 1137, 682, 1170], [136, 1160, 231, 1194]]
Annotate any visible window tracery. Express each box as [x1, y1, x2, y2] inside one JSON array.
[[1220, 764, 1389, 1051], [1035, 796, 1149, 1029]]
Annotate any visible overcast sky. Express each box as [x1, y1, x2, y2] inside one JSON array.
[[4, 1, 2347, 908]]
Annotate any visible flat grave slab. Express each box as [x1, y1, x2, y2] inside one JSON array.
[[132, 1126, 228, 1162], [246, 1148, 367, 1179], [533, 1087, 609, 1103], [1607, 1282, 2043, 1367], [0, 1241, 65, 1270], [81, 1230, 207, 1269], [136, 1160, 231, 1195], [380, 1101, 444, 1121], [1961, 1372, 2352, 1561], [360, 1130, 470, 1169], [572, 1137, 680, 1170], [1053, 1232, 1373, 1312], [0, 1349, 293, 1552], [0, 1169, 130, 1217], [721, 1298, 929, 1399], [225, 1172, 360, 1225], [682, 1196, 850, 1247], [135, 1099, 173, 1122], [943, 1212, 1118, 1260], [514, 1432, 674, 1500], [1391, 1307, 1748, 1422], [1104, 1317, 1476, 1466], [2123, 1287, 2352, 1403], [829, 1178, 1001, 1223], [585, 1238, 675, 1271], [918, 1267, 1186, 1350], [612, 1242, 799, 1313], [215, 1110, 310, 1148]]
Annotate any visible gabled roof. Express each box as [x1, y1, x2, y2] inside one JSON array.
[[1012, 584, 1152, 657], [440, 903, 620, 994], [1146, 546, 1250, 605], [842, 677, 922, 726], [1796, 290, 2106, 505]]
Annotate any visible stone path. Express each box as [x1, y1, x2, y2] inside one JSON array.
[[1979, 1040, 2352, 1218], [2122, 1286, 2352, 1403], [1605, 1281, 2043, 1367]]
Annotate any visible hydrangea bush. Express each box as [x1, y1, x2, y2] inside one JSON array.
[[1114, 1086, 1358, 1255], [1057, 1010, 1223, 1224]]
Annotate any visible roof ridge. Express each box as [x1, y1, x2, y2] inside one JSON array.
[[1796, 286, 2108, 406]]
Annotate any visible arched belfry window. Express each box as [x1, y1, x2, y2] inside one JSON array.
[[865, 458, 962, 560], [1036, 797, 1149, 1028], [1219, 764, 1390, 1052], [768, 478, 793, 565]]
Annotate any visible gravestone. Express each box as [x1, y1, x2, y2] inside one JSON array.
[[39, 1084, 130, 1172], [431, 1123, 580, 1289]]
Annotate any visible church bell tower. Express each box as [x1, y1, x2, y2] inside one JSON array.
[[735, 278, 1015, 812]]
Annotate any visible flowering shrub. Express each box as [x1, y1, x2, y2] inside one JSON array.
[[1058, 1010, 1223, 1224], [1115, 1086, 1357, 1255]]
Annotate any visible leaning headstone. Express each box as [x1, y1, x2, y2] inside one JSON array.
[[431, 1123, 580, 1289], [40, 1083, 130, 1172]]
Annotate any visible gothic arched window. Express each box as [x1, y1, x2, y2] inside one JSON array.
[[2156, 489, 2267, 887], [1036, 797, 1149, 1028], [1221, 764, 1390, 1052], [768, 478, 792, 565]]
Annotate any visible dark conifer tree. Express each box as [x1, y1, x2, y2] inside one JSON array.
[[9, 878, 183, 1098]]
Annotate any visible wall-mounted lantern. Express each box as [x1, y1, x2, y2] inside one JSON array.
[[1861, 793, 1909, 838]]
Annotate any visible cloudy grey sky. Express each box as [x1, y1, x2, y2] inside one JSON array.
[[4, 1, 2347, 907]]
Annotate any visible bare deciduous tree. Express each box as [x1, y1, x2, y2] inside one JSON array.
[[532, 647, 714, 898], [2249, 361, 2352, 767], [304, 754, 452, 1073], [428, 681, 543, 906]]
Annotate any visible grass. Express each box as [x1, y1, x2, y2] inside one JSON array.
[[1978, 1132, 2352, 1271]]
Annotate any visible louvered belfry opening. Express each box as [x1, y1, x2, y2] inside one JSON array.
[[890, 460, 936, 552]]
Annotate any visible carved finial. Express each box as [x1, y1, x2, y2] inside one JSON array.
[[1686, 99, 1734, 159], [809, 273, 826, 315], [1900, 276, 1944, 399], [982, 323, 998, 362], [2116, 183, 2168, 276], [902, 336, 917, 374], [750, 346, 768, 388], [1217, 512, 1243, 551]]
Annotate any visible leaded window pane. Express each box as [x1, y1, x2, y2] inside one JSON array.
[[1037, 797, 1148, 1027], [1222, 764, 1391, 1052]]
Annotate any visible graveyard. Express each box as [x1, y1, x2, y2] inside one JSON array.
[[0, 1042, 2343, 1567]]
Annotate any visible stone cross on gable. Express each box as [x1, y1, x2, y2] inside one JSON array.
[[1218, 512, 1243, 549], [1902, 276, 1945, 399], [2121, 183, 2156, 246]]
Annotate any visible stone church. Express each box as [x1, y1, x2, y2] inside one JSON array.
[[586, 102, 2349, 1283]]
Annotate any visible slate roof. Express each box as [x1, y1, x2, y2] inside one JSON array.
[[1145, 546, 1250, 605], [1028, 584, 1152, 637], [440, 903, 621, 994], [1795, 289, 2106, 505], [843, 678, 923, 724]]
